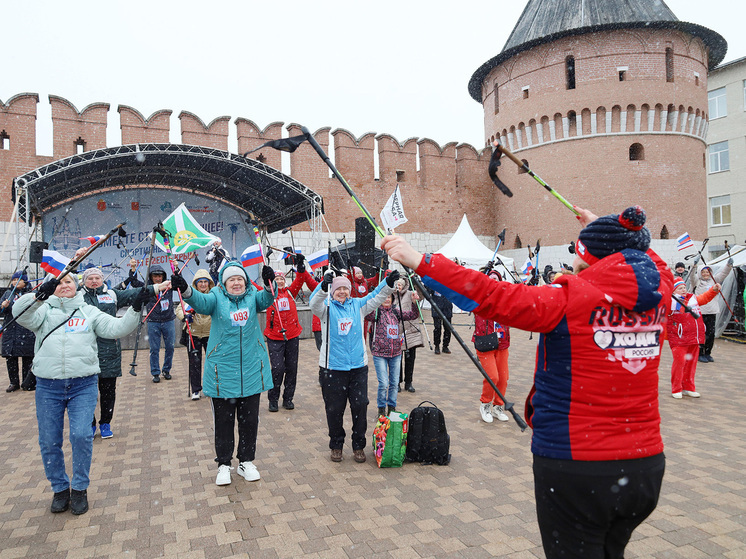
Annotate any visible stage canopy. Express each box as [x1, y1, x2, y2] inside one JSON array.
[[12, 143, 323, 233]]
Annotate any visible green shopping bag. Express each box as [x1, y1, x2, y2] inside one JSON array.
[[372, 411, 408, 468]]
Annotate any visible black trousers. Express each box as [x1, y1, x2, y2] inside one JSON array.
[[700, 313, 717, 357], [187, 336, 208, 393], [533, 453, 665, 559], [6, 356, 33, 388], [320, 366, 368, 451], [211, 394, 260, 466], [433, 316, 451, 349], [92, 377, 117, 426], [399, 347, 417, 385], [267, 337, 300, 404]]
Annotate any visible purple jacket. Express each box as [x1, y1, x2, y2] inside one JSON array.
[[366, 305, 418, 358]]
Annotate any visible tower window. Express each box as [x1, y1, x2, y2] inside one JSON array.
[[619, 70, 626, 81], [514, 235, 522, 249], [629, 143, 645, 161], [665, 48, 674, 83], [0, 130, 9, 150], [660, 225, 669, 239], [522, 86, 529, 99], [75, 137, 86, 154], [494, 82, 499, 114], [566, 56, 576, 90]]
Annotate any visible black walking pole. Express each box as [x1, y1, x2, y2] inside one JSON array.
[[129, 226, 158, 376], [298, 126, 527, 431]]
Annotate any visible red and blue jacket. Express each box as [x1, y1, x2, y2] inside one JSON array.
[[416, 249, 674, 461], [667, 288, 718, 347]]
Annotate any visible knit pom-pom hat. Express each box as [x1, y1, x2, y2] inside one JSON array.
[[575, 206, 651, 265]]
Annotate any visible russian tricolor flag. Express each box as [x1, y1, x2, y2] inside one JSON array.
[[80, 235, 103, 245], [40, 250, 71, 277], [240, 244, 264, 267], [676, 232, 694, 251], [521, 258, 534, 275], [307, 249, 329, 271]]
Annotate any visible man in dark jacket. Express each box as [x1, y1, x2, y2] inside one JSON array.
[[79, 266, 162, 437], [1, 271, 36, 391], [144, 265, 176, 383], [427, 288, 453, 354]]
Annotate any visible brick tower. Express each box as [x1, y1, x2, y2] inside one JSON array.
[[469, 0, 727, 248]]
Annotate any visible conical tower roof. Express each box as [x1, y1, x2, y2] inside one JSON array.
[[468, 0, 727, 101]]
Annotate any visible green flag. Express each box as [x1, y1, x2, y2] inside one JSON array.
[[154, 203, 219, 254]]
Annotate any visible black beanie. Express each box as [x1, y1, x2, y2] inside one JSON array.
[[576, 206, 651, 265]]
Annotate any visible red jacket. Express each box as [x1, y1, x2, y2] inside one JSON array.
[[472, 315, 510, 351], [350, 274, 379, 298], [667, 288, 718, 347], [416, 249, 673, 461], [264, 270, 317, 341]]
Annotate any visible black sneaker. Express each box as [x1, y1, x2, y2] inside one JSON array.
[[282, 400, 294, 410], [434, 347, 441, 355], [405, 384, 416, 393], [50, 488, 70, 513], [162, 372, 172, 380], [268, 400, 279, 412], [152, 375, 160, 383], [442, 347, 451, 354], [70, 489, 88, 515], [6, 384, 20, 393], [377, 407, 386, 416]]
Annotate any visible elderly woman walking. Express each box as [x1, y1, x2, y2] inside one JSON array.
[[14, 274, 145, 515], [174, 261, 277, 486]]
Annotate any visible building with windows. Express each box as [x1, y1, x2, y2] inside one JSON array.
[[469, 0, 726, 248], [706, 56, 746, 256]]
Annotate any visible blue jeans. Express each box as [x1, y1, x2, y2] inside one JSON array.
[[148, 321, 174, 376], [373, 355, 401, 409], [36, 375, 98, 493]]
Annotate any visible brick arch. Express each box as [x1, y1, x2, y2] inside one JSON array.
[[553, 113, 563, 140], [611, 105, 622, 133], [625, 104, 637, 132], [596, 106, 607, 134], [614, 29, 650, 53], [640, 104, 651, 132]]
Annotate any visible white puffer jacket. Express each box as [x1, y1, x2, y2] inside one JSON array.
[[13, 291, 140, 380], [693, 262, 732, 315]]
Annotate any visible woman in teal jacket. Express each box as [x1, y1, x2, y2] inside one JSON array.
[[177, 261, 276, 486], [14, 274, 143, 516]]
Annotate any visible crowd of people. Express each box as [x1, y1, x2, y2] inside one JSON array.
[[2, 211, 740, 559]]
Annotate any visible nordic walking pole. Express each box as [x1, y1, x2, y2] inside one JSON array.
[[491, 141, 580, 216], [405, 273, 433, 351], [251, 223, 287, 341], [300, 126, 526, 430], [129, 227, 158, 376], [103, 235, 150, 282]]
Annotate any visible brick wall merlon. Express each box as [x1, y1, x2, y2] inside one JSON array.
[[178, 111, 230, 135], [49, 95, 109, 124], [1, 93, 39, 114], [118, 105, 172, 130], [236, 119, 284, 170], [376, 134, 418, 184]]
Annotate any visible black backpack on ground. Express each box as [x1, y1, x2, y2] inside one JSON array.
[[405, 401, 451, 465]]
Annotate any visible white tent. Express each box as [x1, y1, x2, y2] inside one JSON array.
[[435, 214, 515, 281]]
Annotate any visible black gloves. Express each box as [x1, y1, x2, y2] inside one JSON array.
[[296, 254, 306, 274], [132, 288, 150, 312], [347, 259, 354, 272], [321, 271, 334, 292], [262, 265, 275, 286], [385, 270, 401, 288], [36, 278, 60, 301], [185, 313, 194, 324], [171, 272, 188, 293]]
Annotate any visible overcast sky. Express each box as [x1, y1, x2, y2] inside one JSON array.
[[3, 0, 745, 155]]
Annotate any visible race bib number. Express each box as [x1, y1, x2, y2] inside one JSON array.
[[231, 309, 250, 327], [97, 294, 114, 304], [386, 324, 399, 339], [160, 299, 170, 311], [65, 317, 88, 333], [357, 285, 366, 294], [337, 317, 353, 335], [276, 297, 291, 312]]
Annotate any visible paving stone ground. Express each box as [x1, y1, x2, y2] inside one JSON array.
[[1, 315, 745, 558]]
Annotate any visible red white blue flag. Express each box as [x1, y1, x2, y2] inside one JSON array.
[[240, 244, 264, 267], [521, 258, 534, 275], [676, 232, 694, 251], [41, 250, 71, 277], [307, 249, 329, 271], [80, 235, 103, 245]]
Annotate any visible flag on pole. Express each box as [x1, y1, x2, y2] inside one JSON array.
[[154, 203, 220, 254], [41, 250, 71, 277], [79, 235, 103, 245], [240, 244, 264, 267], [307, 249, 329, 271], [521, 258, 534, 275], [676, 232, 694, 251], [379, 185, 408, 231]]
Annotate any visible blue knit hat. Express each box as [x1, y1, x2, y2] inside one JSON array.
[[11, 270, 28, 282], [576, 206, 651, 265]]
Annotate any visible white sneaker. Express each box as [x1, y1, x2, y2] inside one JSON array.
[[672, 392, 683, 399], [491, 404, 509, 422], [191, 392, 200, 400], [682, 390, 701, 398], [237, 461, 260, 482], [479, 403, 493, 423], [216, 465, 232, 486]]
